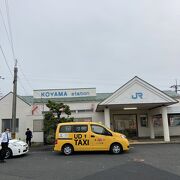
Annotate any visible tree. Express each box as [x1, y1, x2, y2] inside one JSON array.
[[44, 100, 74, 144]]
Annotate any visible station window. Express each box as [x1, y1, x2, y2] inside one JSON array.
[[78, 109, 93, 113], [153, 115, 162, 127], [70, 109, 93, 114], [168, 114, 180, 127], [33, 119, 43, 132], [140, 115, 148, 127], [1, 119, 19, 132]]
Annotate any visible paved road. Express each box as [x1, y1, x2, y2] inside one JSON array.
[[0, 144, 180, 180]]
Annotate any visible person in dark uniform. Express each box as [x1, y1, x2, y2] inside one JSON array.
[[25, 128, 33, 147], [0, 128, 10, 163]]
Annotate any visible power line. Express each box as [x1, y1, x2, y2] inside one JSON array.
[[1, 0, 32, 95], [0, 5, 12, 46], [0, 44, 30, 95], [0, 44, 13, 77], [18, 60, 34, 90], [17, 75, 29, 95], [4, 0, 15, 61]]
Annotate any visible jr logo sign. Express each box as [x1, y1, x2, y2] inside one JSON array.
[[132, 92, 143, 99]]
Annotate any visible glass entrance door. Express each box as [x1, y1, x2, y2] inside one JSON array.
[[113, 115, 137, 138]]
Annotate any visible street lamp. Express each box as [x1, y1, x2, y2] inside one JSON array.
[[0, 76, 5, 80]]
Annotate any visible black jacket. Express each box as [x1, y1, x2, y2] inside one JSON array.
[[25, 130, 32, 139]]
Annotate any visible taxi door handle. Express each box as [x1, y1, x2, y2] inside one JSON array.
[[91, 135, 95, 138]]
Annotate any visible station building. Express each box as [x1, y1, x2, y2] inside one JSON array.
[[0, 76, 180, 143]]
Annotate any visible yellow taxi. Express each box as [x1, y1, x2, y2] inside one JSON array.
[[54, 122, 129, 155]]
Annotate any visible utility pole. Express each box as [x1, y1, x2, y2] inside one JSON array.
[[170, 79, 180, 93], [12, 60, 18, 138]]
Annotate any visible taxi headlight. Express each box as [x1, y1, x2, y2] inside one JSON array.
[[120, 135, 126, 139]]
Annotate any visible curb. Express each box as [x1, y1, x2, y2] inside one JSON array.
[[130, 141, 180, 145]]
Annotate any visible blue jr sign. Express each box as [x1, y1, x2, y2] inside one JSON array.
[[132, 92, 143, 99]]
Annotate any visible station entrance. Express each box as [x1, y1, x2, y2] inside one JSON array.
[[113, 114, 138, 138]]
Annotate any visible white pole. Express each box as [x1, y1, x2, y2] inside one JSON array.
[[162, 107, 170, 142], [104, 108, 110, 128]]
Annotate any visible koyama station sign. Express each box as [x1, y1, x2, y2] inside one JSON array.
[[33, 88, 96, 99]]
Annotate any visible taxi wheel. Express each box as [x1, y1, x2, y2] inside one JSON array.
[[5, 148, 12, 159], [110, 143, 123, 154], [62, 144, 73, 156]]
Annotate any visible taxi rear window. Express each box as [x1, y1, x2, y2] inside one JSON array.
[[60, 125, 88, 133], [60, 125, 72, 133], [74, 125, 88, 133]]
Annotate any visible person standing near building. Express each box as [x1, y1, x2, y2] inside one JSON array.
[[25, 128, 33, 147], [0, 128, 11, 163]]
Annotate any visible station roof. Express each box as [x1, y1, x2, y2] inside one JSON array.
[[20, 93, 112, 104], [20, 91, 180, 105]]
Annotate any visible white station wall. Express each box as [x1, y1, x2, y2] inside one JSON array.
[[0, 93, 32, 142]]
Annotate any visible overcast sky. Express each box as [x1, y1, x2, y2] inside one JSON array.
[[0, 0, 180, 96]]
